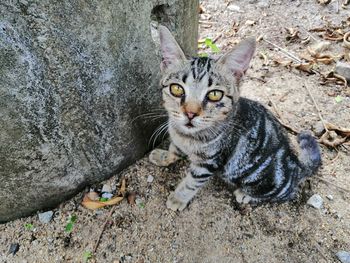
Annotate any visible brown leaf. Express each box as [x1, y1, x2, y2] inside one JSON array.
[[307, 41, 331, 56], [259, 52, 269, 66], [119, 178, 126, 196], [127, 192, 136, 206], [82, 194, 124, 210], [285, 27, 300, 42], [344, 31, 350, 49], [294, 63, 315, 74], [317, 122, 350, 148]]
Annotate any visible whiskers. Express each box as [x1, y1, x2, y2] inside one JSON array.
[[148, 121, 170, 149], [131, 109, 167, 124]]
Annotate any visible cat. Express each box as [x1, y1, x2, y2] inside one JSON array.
[[149, 25, 321, 211]]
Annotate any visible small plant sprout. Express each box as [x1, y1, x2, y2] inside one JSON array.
[[83, 251, 93, 262], [65, 215, 77, 233], [24, 223, 34, 231]]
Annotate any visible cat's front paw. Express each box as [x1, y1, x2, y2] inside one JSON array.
[[166, 192, 188, 211], [149, 149, 177, 167], [234, 189, 252, 204]]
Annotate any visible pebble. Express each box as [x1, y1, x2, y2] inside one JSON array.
[[147, 175, 154, 183], [8, 243, 20, 255], [326, 194, 334, 201], [101, 192, 113, 199], [307, 194, 323, 209], [336, 251, 350, 263], [227, 4, 241, 12], [335, 62, 350, 82], [38, 211, 53, 224], [313, 121, 325, 136], [101, 183, 112, 193]]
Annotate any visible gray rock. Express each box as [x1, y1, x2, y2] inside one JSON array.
[[101, 192, 113, 199], [335, 62, 350, 82], [313, 121, 325, 137], [147, 175, 154, 183], [307, 194, 323, 209], [336, 251, 350, 263], [38, 211, 53, 224], [0, 0, 198, 222]]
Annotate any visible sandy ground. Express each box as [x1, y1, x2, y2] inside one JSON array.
[[1, 0, 350, 262]]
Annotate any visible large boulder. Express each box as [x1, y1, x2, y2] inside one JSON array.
[[0, 0, 198, 222]]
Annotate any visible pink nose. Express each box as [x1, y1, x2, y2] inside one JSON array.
[[186, 111, 197, 120]]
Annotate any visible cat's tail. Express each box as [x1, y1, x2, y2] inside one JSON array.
[[297, 131, 322, 178]]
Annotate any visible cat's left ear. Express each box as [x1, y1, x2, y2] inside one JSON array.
[[217, 37, 256, 81], [158, 25, 186, 71]]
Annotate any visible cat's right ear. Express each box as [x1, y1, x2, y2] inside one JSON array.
[[158, 25, 186, 71]]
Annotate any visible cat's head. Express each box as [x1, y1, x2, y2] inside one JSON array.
[[158, 25, 256, 135]]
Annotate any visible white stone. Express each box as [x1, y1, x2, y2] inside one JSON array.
[[307, 194, 323, 209], [38, 211, 53, 224], [336, 251, 350, 263], [147, 175, 154, 183]]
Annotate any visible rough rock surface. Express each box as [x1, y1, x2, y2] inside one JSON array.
[[0, 0, 198, 222]]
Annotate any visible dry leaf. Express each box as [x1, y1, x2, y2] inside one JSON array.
[[315, 55, 334, 64], [294, 63, 315, 74], [344, 31, 350, 49], [285, 27, 300, 42], [259, 52, 269, 66], [307, 41, 331, 56], [317, 122, 350, 148], [86, 191, 100, 201], [272, 58, 293, 67], [127, 192, 136, 206], [320, 71, 348, 86], [81, 178, 126, 210], [82, 195, 123, 210], [119, 178, 126, 196]]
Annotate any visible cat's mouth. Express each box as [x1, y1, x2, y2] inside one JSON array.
[[185, 122, 194, 128]]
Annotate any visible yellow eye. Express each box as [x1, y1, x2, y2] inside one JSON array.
[[169, 84, 185, 97], [207, 90, 224, 102]]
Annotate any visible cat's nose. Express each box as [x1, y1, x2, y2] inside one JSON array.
[[186, 111, 198, 120]]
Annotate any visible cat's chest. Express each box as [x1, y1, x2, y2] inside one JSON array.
[[169, 129, 220, 161]]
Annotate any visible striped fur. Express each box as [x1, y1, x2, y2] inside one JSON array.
[[150, 25, 322, 211]]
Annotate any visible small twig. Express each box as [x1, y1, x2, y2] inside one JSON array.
[[262, 38, 303, 63], [328, 148, 340, 164], [93, 178, 126, 253], [93, 205, 116, 253], [302, 82, 329, 132], [316, 177, 350, 193], [299, 25, 318, 42], [213, 33, 222, 43]]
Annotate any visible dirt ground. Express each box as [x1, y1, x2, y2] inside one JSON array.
[[1, 0, 350, 262]]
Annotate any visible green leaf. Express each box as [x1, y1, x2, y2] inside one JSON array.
[[65, 222, 73, 233], [99, 197, 109, 202], [335, 95, 343, 103], [204, 38, 220, 53], [138, 202, 145, 208], [24, 223, 34, 231], [204, 38, 213, 47], [65, 214, 77, 232], [83, 251, 92, 262]]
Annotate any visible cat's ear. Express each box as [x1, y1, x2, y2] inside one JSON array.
[[158, 25, 186, 71], [217, 37, 256, 81]]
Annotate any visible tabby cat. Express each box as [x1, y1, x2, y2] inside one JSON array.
[[149, 25, 321, 211]]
